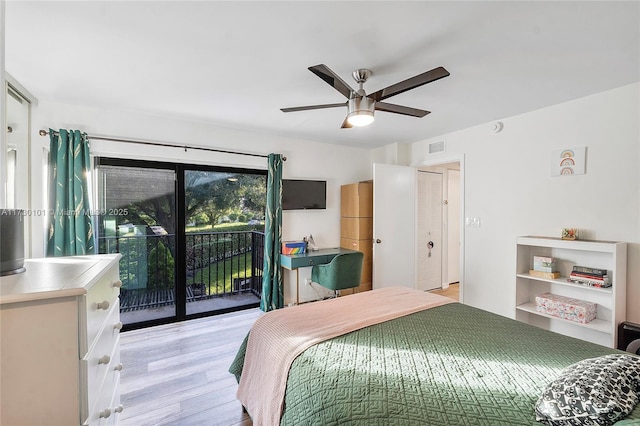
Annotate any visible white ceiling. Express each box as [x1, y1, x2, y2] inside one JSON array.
[[5, 1, 640, 149]]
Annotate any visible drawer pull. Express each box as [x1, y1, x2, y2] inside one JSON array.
[[97, 300, 110, 310], [99, 408, 111, 419], [112, 280, 123, 288], [114, 405, 124, 414], [114, 363, 124, 372], [114, 322, 124, 330], [98, 355, 111, 365], [308, 260, 314, 264]]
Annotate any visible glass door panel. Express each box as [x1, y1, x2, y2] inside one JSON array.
[[184, 169, 265, 316], [97, 164, 177, 326]]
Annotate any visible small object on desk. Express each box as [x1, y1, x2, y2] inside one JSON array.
[[282, 241, 306, 255], [307, 234, 319, 251], [561, 228, 578, 240]]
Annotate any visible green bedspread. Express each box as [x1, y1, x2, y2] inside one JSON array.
[[231, 303, 640, 425]]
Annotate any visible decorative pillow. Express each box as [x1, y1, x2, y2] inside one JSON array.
[[535, 354, 640, 426]]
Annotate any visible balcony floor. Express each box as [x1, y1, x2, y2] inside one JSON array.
[[120, 292, 260, 324]]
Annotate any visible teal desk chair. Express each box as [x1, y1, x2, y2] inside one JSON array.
[[311, 251, 364, 297]]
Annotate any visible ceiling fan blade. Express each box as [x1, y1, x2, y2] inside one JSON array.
[[368, 66, 449, 102], [375, 102, 430, 117], [308, 64, 354, 99], [281, 102, 346, 113], [340, 117, 353, 129]]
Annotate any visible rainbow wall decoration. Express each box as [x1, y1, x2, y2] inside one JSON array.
[[551, 146, 586, 176]]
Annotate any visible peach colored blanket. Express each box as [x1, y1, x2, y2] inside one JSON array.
[[236, 287, 455, 426]]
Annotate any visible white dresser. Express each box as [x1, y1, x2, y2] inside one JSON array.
[[0, 254, 123, 426]]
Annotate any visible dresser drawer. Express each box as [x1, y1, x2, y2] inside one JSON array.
[[80, 261, 121, 356], [88, 370, 122, 426], [81, 302, 121, 424], [105, 374, 123, 426]]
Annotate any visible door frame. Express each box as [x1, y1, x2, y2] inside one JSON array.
[[415, 154, 465, 303]]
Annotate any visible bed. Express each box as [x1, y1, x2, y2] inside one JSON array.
[[230, 287, 640, 425]]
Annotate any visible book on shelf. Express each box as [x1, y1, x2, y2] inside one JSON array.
[[567, 275, 612, 288], [528, 269, 560, 279], [570, 271, 609, 281], [572, 265, 607, 276]]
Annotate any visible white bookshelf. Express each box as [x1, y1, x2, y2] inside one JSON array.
[[515, 236, 627, 348]]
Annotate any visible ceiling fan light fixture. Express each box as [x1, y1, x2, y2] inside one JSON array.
[[347, 111, 374, 127], [346, 97, 375, 127]]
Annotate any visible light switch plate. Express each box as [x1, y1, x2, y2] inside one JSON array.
[[465, 217, 481, 227]]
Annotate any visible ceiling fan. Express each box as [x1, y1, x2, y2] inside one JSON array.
[[281, 64, 450, 128]]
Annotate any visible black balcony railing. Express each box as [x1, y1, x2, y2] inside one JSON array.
[[99, 231, 264, 312], [186, 231, 264, 298]]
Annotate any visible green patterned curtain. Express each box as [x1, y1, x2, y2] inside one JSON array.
[[260, 153, 284, 311], [46, 129, 95, 257]]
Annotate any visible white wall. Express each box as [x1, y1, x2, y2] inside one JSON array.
[[0, 1, 6, 208], [28, 100, 372, 304], [370, 142, 411, 166], [411, 83, 640, 323]]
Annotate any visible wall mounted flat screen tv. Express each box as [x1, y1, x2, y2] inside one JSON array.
[[282, 179, 326, 210]]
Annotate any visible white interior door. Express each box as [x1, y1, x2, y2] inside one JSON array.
[[447, 169, 461, 284], [372, 163, 416, 289], [416, 171, 443, 291]]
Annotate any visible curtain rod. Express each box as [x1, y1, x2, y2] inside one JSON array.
[[38, 129, 286, 161]]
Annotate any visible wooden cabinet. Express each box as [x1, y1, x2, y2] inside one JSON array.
[[340, 217, 373, 240], [0, 254, 123, 425], [341, 181, 372, 217], [340, 181, 373, 294], [515, 236, 626, 348]]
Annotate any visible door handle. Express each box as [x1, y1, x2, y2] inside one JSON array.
[[428, 241, 434, 249], [375, 239, 382, 244]]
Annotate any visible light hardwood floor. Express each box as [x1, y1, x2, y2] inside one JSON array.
[[429, 282, 459, 301], [119, 308, 262, 426], [119, 285, 459, 425]]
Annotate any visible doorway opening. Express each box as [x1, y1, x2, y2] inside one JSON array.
[[371, 159, 464, 302], [417, 159, 463, 302]]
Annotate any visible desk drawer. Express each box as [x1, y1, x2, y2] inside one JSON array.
[[289, 255, 329, 269]]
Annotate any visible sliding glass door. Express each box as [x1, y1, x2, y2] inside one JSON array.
[[97, 162, 177, 326], [184, 169, 266, 316], [96, 158, 266, 330]]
